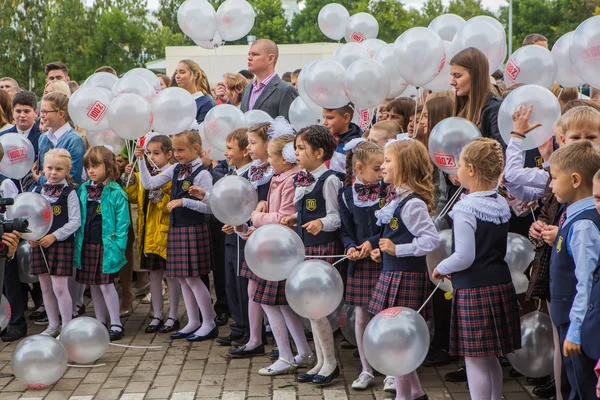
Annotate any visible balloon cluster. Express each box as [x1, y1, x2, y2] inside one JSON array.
[[177, 0, 255, 48], [507, 311, 555, 378]]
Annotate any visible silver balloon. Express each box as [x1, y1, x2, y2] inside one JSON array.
[[506, 232, 535, 274], [428, 117, 482, 174], [296, 62, 321, 110], [124, 68, 162, 93], [216, 0, 255, 42], [512, 272, 529, 295], [364, 307, 430, 376], [111, 75, 156, 104], [6, 192, 53, 241], [12, 335, 68, 386], [318, 3, 350, 41], [83, 72, 119, 92], [361, 38, 386, 58], [452, 19, 507, 73], [498, 85, 561, 150], [60, 317, 110, 363], [424, 41, 454, 94], [333, 42, 370, 69], [203, 104, 247, 151], [304, 60, 348, 109], [394, 27, 446, 88], [177, 0, 217, 42], [0, 133, 35, 179], [244, 224, 305, 281], [551, 32, 584, 88], [198, 123, 225, 161], [343, 59, 390, 109], [0, 294, 11, 331], [289, 97, 322, 130], [208, 175, 258, 226], [340, 303, 357, 346], [344, 12, 379, 43], [245, 109, 273, 127], [507, 311, 554, 378], [504, 45, 556, 89], [68, 87, 111, 131], [570, 15, 600, 88], [17, 241, 38, 283], [374, 44, 408, 98], [151, 87, 197, 135], [426, 229, 454, 293], [108, 93, 152, 140], [86, 129, 126, 155], [428, 13, 466, 42], [286, 260, 344, 319], [194, 31, 224, 49]]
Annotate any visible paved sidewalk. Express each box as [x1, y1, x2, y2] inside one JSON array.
[[0, 296, 543, 399]]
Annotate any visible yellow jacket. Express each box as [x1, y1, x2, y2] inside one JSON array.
[[123, 172, 171, 261]]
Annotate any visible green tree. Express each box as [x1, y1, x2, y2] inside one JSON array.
[[498, 0, 558, 51], [352, 0, 413, 43], [291, 0, 359, 43], [155, 0, 184, 33], [248, 0, 292, 43], [447, 0, 495, 19]]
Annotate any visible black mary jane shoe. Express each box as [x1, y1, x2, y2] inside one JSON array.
[[186, 326, 219, 342], [109, 324, 125, 341], [159, 318, 180, 334], [227, 344, 265, 358], [170, 326, 200, 340], [414, 395, 429, 400], [145, 317, 164, 334], [312, 366, 340, 386], [296, 373, 317, 383]]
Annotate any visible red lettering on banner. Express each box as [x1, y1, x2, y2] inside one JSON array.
[[378, 307, 401, 318], [351, 32, 366, 42], [87, 101, 107, 122], [7, 147, 28, 164], [41, 206, 53, 225], [505, 59, 520, 81], [433, 152, 456, 168], [437, 55, 446, 75]]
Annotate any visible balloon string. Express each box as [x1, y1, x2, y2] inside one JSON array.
[[531, 207, 537, 222], [305, 255, 347, 258], [213, 48, 224, 83], [126, 158, 139, 186], [19, 180, 23, 193], [414, 91, 430, 140], [434, 186, 464, 224], [331, 256, 348, 267], [417, 281, 442, 314], [236, 235, 240, 277], [557, 87, 564, 101], [39, 247, 51, 275], [109, 343, 163, 349], [67, 363, 106, 368]]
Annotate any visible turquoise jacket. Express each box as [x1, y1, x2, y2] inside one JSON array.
[[74, 180, 130, 274]]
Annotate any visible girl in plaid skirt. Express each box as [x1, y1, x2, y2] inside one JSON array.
[[124, 135, 181, 335], [138, 130, 217, 342], [339, 139, 385, 390], [433, 139, 521, 400], [74, 147, 130, 341], [30, 149, 81, 338], [369, 137, 440, 399], [248, 126, 314, 375], [281, 125, 343, 385]]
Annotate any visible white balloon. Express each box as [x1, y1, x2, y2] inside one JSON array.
[[452, 20, 507, 73], [0, 295, 10, 331], [151, 87, 197, 135], [428, 117, 482, 174], [466, 15, 507, 41], [512, 272, 529, 295], [203, 104, 247, 151], [394, 27, 446, 88], [289, 97, 322, 130], [426, 229, 454, 293], [83, 72, 119, 92], [304, 60, 348, 109], [199, 123, 225, 160], [177, 0, 217, 41], [318, 3, 350, 41], [345, 12, 379, 43], [361, 38, 386, 58], [374, 44, 408, 98], [344, 59, 389, 109], [498, 85, 561, 150], [245, 109, 273, 127], [551, 32, 584, 88], [0, 133, 35, 179], [569, 16, 600, 88], [60, 317, 110, 364], [6, 192, 53, 241], [111, 75, 156, 104], [400, 84, 420, 99], [12, 335, 68, 387], [296, 62, 321, 108], [424, 41, 454, 93], [504, 45, 556, 89], [333, 42, 371, 69], [68, 87, 111, 131], [209, 175, 258, 226], [86, 129, 126, 155], [108, 93, 152, 140], [428, 13, 466, 42], [124, 68, 162, 93], [194, 31, 224, 49], [216, 0, 255, 42]]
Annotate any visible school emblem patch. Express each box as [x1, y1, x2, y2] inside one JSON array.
[[306, 199, 317, 211], [389, 217, 399, 231], [96, 204, 102, 215], [182, 181, 191, 191], [556, 236, 563, 253], [379, 198, 386, 208], [52, 205, 61, 216], [535, 156, 543, 168]]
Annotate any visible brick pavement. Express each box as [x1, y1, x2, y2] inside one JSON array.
[[0, 295, 543, 399]]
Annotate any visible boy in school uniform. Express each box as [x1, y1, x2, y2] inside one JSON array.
[[322, 104, 361, 174], [548, 140, 600, 400]]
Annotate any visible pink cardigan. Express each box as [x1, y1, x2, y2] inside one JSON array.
[[252, 166, 300, 227]]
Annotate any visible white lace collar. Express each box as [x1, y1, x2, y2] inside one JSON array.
[[375, 187, 413, 226], [450, 190, 511, 224]]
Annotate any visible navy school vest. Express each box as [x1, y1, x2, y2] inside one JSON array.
[[34, 185, 75, 242], [341, 183, 386, 245], [582, 264, 600, 360], [381, 194, 428, 272], [84, 200, 103, 244], [170, 164, 207, 227], [450, 195, 511, 290], [296, 170, 341, 247], [549, 208, 600, 327]]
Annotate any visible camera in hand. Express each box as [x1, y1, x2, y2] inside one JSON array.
[[0, 197, 29, 258]]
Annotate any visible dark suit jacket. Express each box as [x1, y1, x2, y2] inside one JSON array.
[[240, 74, 298, 121], [0, 123, 41, 160]]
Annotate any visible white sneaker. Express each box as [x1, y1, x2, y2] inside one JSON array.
[[383, 376, 396, 393], [41, 326, 61, 338], [258, 358, 297, 376], [293, 353, 316, 368], [352, 372, 375, 390]]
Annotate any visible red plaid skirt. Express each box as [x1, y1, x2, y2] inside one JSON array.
[[254, 279, 287, 306], [31, 241, 75, 276], [240, 261, 261, 281], [368, 270, 432, 320], [166, 223, 213, 277], [346, 258, 380, 307], [304, 241, 345, 265], [76, 243, 116, 285], [140, 253, 166, 271], [449, 282, 521, 357]]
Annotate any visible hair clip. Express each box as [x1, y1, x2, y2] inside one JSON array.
[[385, 133, 413, 148], [103, 145, 115, 153], [343, 138, 366, 152], [268, 116, 295, 139], [282, 142, 297, 164]]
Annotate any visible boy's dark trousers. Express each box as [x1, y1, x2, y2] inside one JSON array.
[[556, 322, 597, 400], [3, 258, 26, 331], [209, 218, 229, 316], [224, 241, 249, 337]]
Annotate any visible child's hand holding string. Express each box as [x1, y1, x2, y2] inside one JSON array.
[[302, 219, 323, 236], [134, 145, 144, 159], [346, 247, 359, 261], [356, 240, 373, 259], [378, 238, 395, 256], [39, 234, 57, 248], [188, 186, 206, 200], [370, 248, 381, 263], [280, 215, 297, 227]]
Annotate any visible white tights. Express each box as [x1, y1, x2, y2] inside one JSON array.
[[307, 317, 337, 376], [90, 283, 122, 331], [464, 356, 503, 400], [38, 274, 72, 328], [394, 372, 425, 400], [178, 276, 215, 336], [261, 304, 311, 369]]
